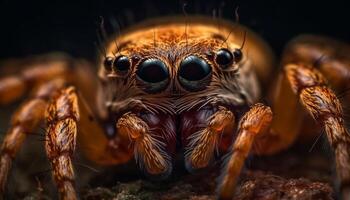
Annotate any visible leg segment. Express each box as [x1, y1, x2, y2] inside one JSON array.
[[0, 79, 65, 193], [45, 87, 79, 200], [286, 64, 350, 199], [38, 85, 135, 199], [256, 35, 350, 155], [0, 55, 70, 105], [0, 54, 97, 106], [0, 55, 104, 196], [218, 103, 272, 200], [183, 106, 235, 171], [257, 35, 350, 198], [116, 112, 175, 177]]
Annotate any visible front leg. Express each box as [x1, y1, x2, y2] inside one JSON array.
[[217, 103, 272, 200], [181, 106, 236, 171], [116, 112, 175, 178]]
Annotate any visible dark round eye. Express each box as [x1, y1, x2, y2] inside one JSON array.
[[137, 58, 169, 83], [103, 56, 114, 71], [136, 58, 169, 92], [113, 55, 131, 72], [179, 56, 211, 81], [233, 48, 243, 63], [215, 48, 233, 68], [178, 55, 212, 91]]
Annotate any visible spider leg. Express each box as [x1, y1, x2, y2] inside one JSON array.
[[0, 55, 70, 105], [116, 112, 174, 178], [0, 55, 105, 197], [256, 35, 350, 199], [45, 86, 138, 199], [182, 106, 235, 171], [45, 87, 79, 200], [0, 54, 97, 106], [285, 63, 350, 199], [255, 35, 350, 155], [0, 78, 65, 193], [217, 103, 272, 200]]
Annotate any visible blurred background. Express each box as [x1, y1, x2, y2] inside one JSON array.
[[0, 0, 349, 61]]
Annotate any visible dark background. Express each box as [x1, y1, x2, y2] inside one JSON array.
[[0, 0, 349, 62]]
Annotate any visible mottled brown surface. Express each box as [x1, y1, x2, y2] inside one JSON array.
[[15, 144, 335, 200], [235, 171, 333, 200], [23, 170, 333, 200]]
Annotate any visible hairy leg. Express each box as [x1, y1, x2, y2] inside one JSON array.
[[217, 103, 272, 200], [0, 79, 65, 193], [0, 55, 100, 196], [256, 35, 350, 154], [257, 35, 350, 199], [116, 112, 175, 177], [286, 64, 350, 199], [0, 54, 130, 197], [283, 35, 350, 142], [45, 87, 79, 200], [182, 106, 235, 171]]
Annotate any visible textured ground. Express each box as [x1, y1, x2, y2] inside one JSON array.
[[15, 144, 336, 200], [22, 172, 334, 200]]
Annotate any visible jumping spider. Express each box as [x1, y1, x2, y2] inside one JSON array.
[[0, 16, 349, 200]]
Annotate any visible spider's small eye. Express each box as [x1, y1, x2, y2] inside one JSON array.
[[233, 48, 243, 63], [178, 55, 212, 91], [215, 48, 233, 68], [103, 56, 114, 71], [113, 55, 131, 72], [136, 58, 169, 93]]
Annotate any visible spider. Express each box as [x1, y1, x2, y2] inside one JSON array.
[[0, 15, 349, 200]]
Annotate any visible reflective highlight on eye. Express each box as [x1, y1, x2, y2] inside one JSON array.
[[178, 55, 212, 91], [215, 48, 234, 68], [136, 58, 169, 92], [113, 55, 131, 72]]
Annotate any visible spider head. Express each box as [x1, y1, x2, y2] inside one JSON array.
[[96, 17, 268, 178]]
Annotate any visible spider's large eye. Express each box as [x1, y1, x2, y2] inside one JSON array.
[[178, 55, 212, 91], [136, 58, 169, 93], [215, 48, 233, 68], [113, 55, 131, 73]]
